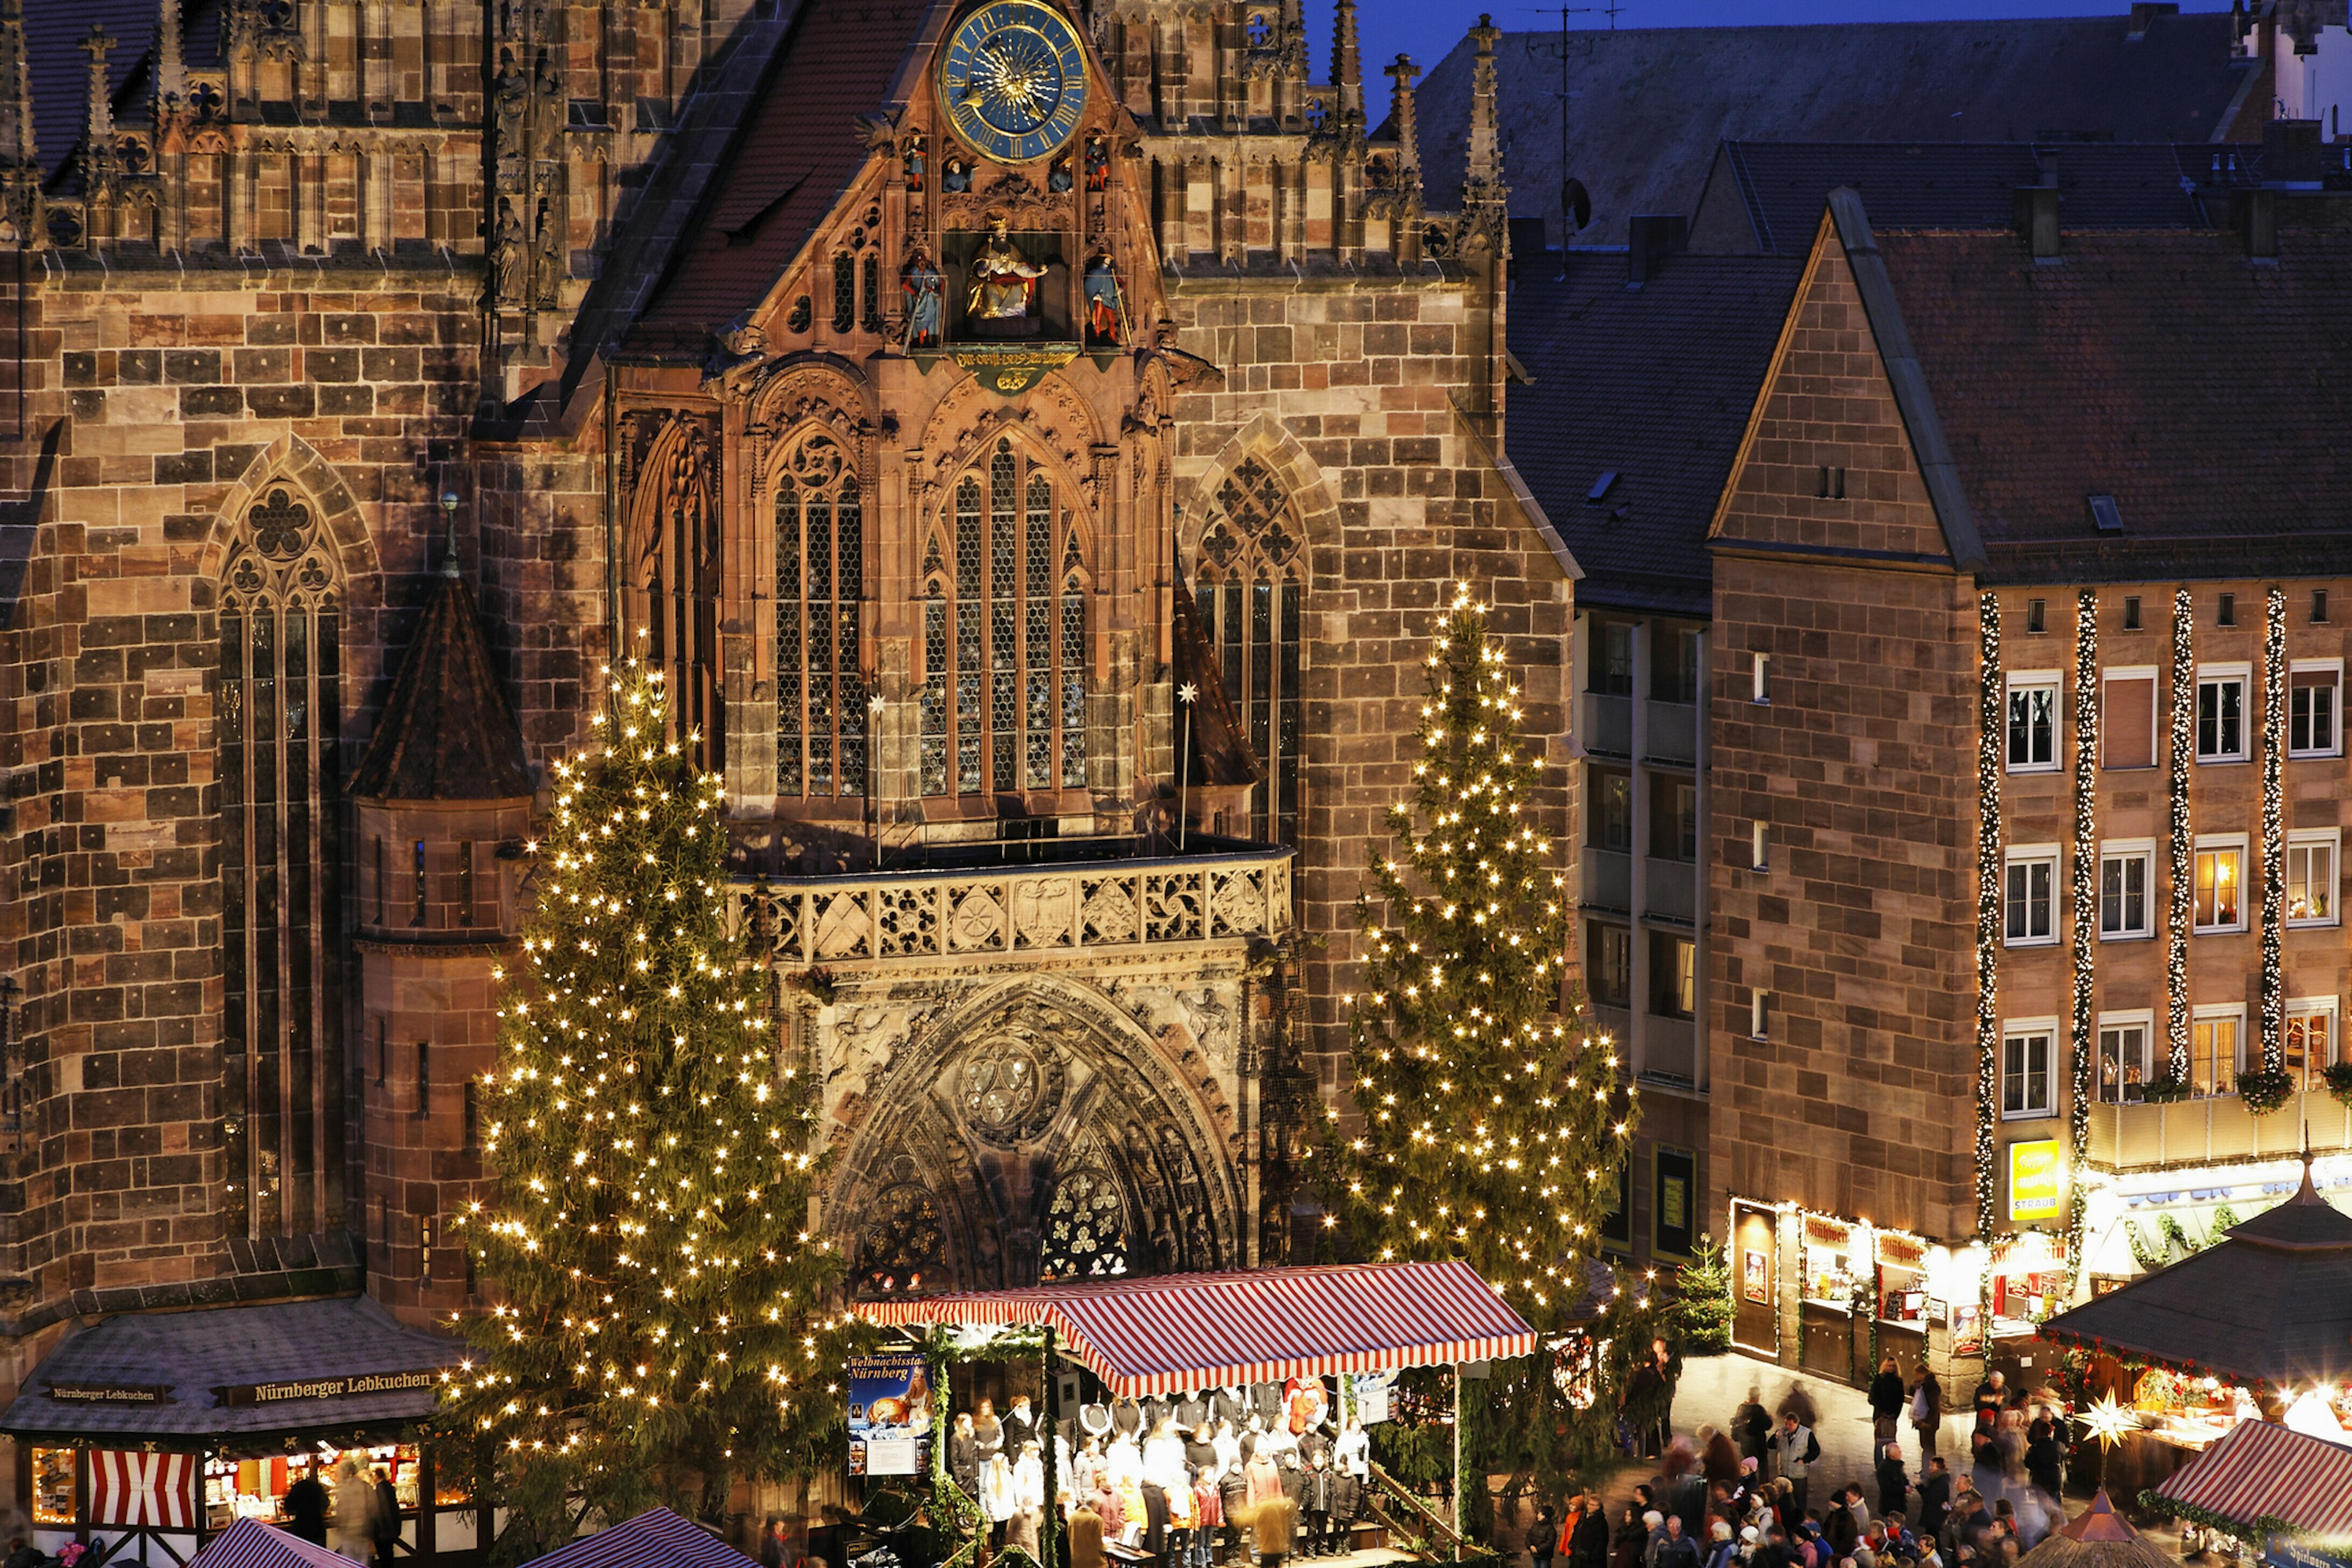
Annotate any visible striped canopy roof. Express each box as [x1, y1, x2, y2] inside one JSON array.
[[858, 1262, 1537, 1397], [519, 1508, 759, 1568], [2153, 1419, 2352, 1541], [189, 1520, 370, 1568]]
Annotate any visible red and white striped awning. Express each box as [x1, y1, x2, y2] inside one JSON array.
[[858, 1262, 1536, 1398], [2154, 1419, 2352, 1540]]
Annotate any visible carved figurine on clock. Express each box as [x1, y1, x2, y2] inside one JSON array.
[[938, 1, 1090, 165]]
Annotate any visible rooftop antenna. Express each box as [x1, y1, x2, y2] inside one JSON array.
[[1602, 0, 1625, 27], [1525, 6, 1591, 240]]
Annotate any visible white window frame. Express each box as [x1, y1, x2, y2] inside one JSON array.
[[2095, 1009, 2155, 1105], [2285, 996, 2339, 1089], [2001, 1019, 2059, 1120], [1752, 652, 1770, 704], [2101, 665, 2158, 771], [2097, 838, 2156, 941], [2005, 671, 2062, 773], [2003, 844, 2060, 948], [2195, 662, 2251, 763], [1752, 820, 1770, 872], [2192, 833, 2250, 933], [2190, 1003, 2245, 1098], [2288, 658, 2343, 760], [1750, 989, 1770, 1040], [2285, 828, 2340, 928]]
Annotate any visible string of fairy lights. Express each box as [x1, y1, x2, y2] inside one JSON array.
[[1335, 584, 1634, 1320], [2257, 585, 2287, 1077], [2163, 588, 2194, 1082], [2064, 589, 2097, 1292], [445, 660, 846, 1470], [1973, 592, 2002, 1237]]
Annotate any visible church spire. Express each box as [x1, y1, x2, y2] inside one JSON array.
[[1332, 0, 1364, 123], [80, 24, 115, 147], [0, 0, 32, 175], [154, 0, 186, 110], [1464, 14, 1506, 209], [1385, 53, 1421, 192]]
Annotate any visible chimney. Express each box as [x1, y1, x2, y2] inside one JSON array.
[[1626, 213, 1687, 285], [2237, 186, 2278, 258], [2125, 2, 2176, 39], [2262, 118, 2324, 186], [2013, 184, 2061, 258]]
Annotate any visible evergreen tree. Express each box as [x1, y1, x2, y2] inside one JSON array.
[[1669, 1235, 1735, 1355], [443, 661, 847, 1549], [1326, 586, 1644, 1494]]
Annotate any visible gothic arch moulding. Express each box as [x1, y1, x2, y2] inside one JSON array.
[[742, 355, 880, 494], [201, 434, 382, 587], [829, 974, 1243, 1295], [1178, 413, 1342, 566]]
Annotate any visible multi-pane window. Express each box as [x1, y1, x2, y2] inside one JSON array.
[[2286, 831, 2337, 925], [1591, 621, 1634, 696], [2191, 1010, 2241, 1097], [2193, 840, 2246, 932], [1649, 932, 1694, 1019], [2003, 851, 2056, 945], [1194, 456, 1302, 843], [1652, 626, 1700, 703], [2290, 663, 2342, 757], [775, 436, 866, 797], [2285, 1005, 2336, 1089], [2196, 670, 2247, 761], [921, 440, 1085, 797], [217, 486, 347, 1242], [2002, 1027, 2054, 1118], [1649, 774, 1697, 861], [1589, 771, 1632, 851], [832, 251, 856, 331], [631, 415, 722, 770], [2098, 844, 2152, 939], [2096, 1018, 2149, 1104], [2006, 674, 2058, 771]]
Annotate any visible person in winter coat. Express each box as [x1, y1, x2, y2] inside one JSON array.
[[284, 1469, 331, 1546], [1868, 1360, 1906, 1448], [1822, 1493, 1858, 1561], [976, 1400, 1007, 1465], [1008, 1443, 1046, 1556], [952, 1414, 982, 1498], [1571, 1495, 1612, 1568], [370, 1468, 400, 1568], [1531, 1504, 1559, 1568], [1221, 1459, 1252, 1561], [1610, 1504, 1651, 1568], [1765, 1416, 1817, 1523], [1651, 1517, 1702, 1568], [1702, 1521, 1738, 1568], [1909, 1369, 1945, 1469], [1734, 1390, 1773, 1469], [1245, 1447, 1286, 1513], [1874, 1446, 1910, 1523], [2022, 1416, 2063, 1500], [1914, 1460, 1951, 1545], [1253, 1491, 1297, 1566], [329, 1458, 376, 1562], [1702, 1431, 1742, 1489], [1299, 1450, 1335, 1556], [1069, 1504, 1107, 1568]]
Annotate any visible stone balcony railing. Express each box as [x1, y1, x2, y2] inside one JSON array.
[[736, 839, 1294, 969]]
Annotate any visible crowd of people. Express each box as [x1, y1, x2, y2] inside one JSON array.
[[946, 1384, 1377, 1567], [1535, 1361, 2078, 1568]]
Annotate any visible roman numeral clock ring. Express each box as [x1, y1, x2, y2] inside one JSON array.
[[938, 0, 1090, 165]]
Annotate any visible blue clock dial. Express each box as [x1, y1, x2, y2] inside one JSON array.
[[938, 1, 1089, 165]]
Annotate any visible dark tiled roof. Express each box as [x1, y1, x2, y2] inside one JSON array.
[[1874, 225, 2352, 581], [2040, 1174, 2352, 1386], [0, 1295, 463, 1443], [631, 0, 934, 334], [1504, 250, 1805, 618], [1695, 141, 2247, 254], [350, 568, 534, 801], [1410, 10, 2260, 246]]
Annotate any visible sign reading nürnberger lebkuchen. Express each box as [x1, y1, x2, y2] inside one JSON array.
[[45, 1383, 173, 1404], [213, 1370, 440, 1407]]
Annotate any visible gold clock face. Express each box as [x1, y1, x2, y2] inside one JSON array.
[[938, 1, 1089, 165]]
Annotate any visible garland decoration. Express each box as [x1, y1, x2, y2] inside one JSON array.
[[2163, 588, 2194, 1082], [2066, 589, 2098, 1292], [1974, 592, 2004, 1237], [2258, 584, 2286, 1075]]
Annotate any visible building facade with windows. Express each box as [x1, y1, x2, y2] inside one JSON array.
[[1705, 186, 2352, 1387], [0, 0, 1579, 1525]]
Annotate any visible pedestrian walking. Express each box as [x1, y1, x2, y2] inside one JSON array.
[[370, 1468, 399, 1568], [1765, 1415, 1817, 1524], [1874, 1446, 1909, 1523], [329, 1458, 376, 1563], [1907, 1368, 1943, 1472], [283, 1469, 330, 1547], [1867, 1360, 1905, 1449]]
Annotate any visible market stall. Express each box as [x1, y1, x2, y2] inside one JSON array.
[[856, 1262, 1537, 1568], [1872, 1232, 1930, 1384], [1, 1296, 472, 1567], [2040, 1159, 2352, 1491], [185, 1516, 371, 1568], [2010, 1490, 2171, 1568], [514, 1506, 761, 1568], [2148, 1417, 2352, 1553], [1798, 1215, 1861, 1382]]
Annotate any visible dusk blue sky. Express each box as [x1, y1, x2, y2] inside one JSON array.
[[1359, 0, 2230, 88]]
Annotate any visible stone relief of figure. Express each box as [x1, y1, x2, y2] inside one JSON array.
[[491, 48, 527, 190], [488, 197, 524, 304], [532, 197, 563, 307]]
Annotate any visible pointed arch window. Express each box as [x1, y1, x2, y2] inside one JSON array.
[[919, 439, 1087, 797], [217, 485, 347, 1242], [775, 435, 866, 797], [628, 415, 723, 770], [1194, 456, 1304, 844], [832, 251, 856, 332]]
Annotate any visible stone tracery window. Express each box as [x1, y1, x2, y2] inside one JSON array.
[[858, 1178, 947, 1296], [919, 439, 1087, 797], [1195, 455, 1303, 844], [217, 484, 347, 1241], [1042, 1168, 1128, 1280], [775, 435, 866, 797], [629, 415, 723, 770]]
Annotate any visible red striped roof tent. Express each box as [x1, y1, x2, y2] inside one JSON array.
[[2152, 1419, 2352, 1542], [518, 1508, 758, 1568], [857, 1262, 1537, 1398], [187, 1518, 372, 1568]]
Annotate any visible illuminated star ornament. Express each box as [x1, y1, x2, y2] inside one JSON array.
[[2077, 1392, 2135, 1451]]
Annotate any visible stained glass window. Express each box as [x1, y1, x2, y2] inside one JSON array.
[[1192, 456, 1304, 844], [775, 437, 865, 796]]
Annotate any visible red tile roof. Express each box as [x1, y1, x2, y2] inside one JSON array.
[[1874, 224, 2352, 582], [633, 0, 934, 335]]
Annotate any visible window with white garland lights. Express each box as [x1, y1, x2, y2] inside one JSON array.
[[2005, 672, 2060, 771], [2190, 1006, 2244, 1097], [2195, 666, 2249, 761], [2285, 830, 2339, 925], [2002, 1022, 2057, 1118]]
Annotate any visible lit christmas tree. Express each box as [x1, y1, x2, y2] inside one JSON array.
[[443, 661, 848, 1544], [1327, 586, 1646, 1498]]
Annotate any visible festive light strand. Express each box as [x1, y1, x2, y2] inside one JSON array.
[[2258, 584, 2287, 1077], [1974, 592, 2003, 1238], [2065, 590, 2098, 1294], [2164, 589, 2194, 1083]]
